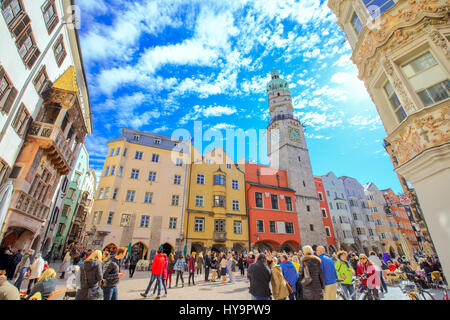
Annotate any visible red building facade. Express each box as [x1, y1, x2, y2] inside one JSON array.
[[314, 177, 337, 252], [245, 163, 300, 252]]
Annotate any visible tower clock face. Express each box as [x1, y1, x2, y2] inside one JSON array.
[[289, 127, 301, 142]]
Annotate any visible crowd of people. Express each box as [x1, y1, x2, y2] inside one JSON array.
[[0, 243, 445, 300]]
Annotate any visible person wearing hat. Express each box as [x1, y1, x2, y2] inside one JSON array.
[[247, 254, 271, 300], [335, 251, 355, 300]]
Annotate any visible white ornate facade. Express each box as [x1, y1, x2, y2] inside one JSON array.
[[328, 0, 449, 279]]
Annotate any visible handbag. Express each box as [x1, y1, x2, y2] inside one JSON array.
[[301, 263, 312, 287]]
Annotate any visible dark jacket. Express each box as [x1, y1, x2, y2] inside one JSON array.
[[29, 278, 58, 300], [130, 253, 139, 266], [300, 255, 325, 300], [204, 254, 211, 268], [76, 260, 103, 300], [103, 257, 120, 287], [248, 261, 271, 298]]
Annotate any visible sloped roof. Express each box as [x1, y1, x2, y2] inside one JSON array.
[[53, 66, 79, 93]]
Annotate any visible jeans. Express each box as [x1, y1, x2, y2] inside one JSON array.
[[145, 274, 161, 296], [153, 279, 167, 295], [341, 283, 355, 300], [288, 292, 295, 300], [378, 271, 388, 293], [103, 286, 118, 300], [251, 295, 270, 300], [228, 268, 235, 283], [176, 271, 184, 286], [14, 267, 28, 290]]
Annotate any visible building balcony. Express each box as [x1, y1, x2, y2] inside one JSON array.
[[343, 237, 355, 244], [95, 225, 112, 235], [353, 220, 365, 228], [340, 222, 352, 231], [358, 234, 368, 241], [213, 232, 227, 242], [27, 121, 75, 175], [11, 190, 49, 222]]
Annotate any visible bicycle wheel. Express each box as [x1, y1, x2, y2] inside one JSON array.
[[420, 291, 435, 300], [337, 292, 346, 300]]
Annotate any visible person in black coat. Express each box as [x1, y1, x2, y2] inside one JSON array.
[[299, 246, 325, 300], [75, 250, 104, 300], [128, 252, 139, 278], [204, 251, 211, 281], [238, 254, 245, 276], [247, 254, 271, 300]]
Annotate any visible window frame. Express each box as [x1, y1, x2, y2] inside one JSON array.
[[41, 0, 58, 34], [233, 220, 242, 234], [11, 102, 30, 138], [144, 192, 153, 204], [255, 192, 263, 208], [140, 215, 150, 228], [195, 195, 204, 207], [256, 220, 264, 233], [52, 34, 66, 67], [270, 194, 279, 210], [194, 217, 205, 232]]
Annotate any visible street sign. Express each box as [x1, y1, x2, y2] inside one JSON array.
[[399, 195, 411, 206]]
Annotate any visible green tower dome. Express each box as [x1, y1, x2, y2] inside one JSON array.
[[267, 69, 290, 95]]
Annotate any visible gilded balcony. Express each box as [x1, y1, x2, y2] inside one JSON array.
[[11, 190, 49, 222], [27, 121, 75, 175]]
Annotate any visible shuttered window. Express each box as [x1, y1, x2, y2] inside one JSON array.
[[0, 67, 18, 115]]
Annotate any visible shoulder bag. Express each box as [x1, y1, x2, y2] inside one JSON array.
[[301, 262, 312, 287]]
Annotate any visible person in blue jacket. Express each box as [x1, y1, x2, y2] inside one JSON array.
[[280, 255, 299, 300], [316, 246, 338, 300]]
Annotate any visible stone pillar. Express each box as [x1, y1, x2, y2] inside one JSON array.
[[149, 216, 162, 254]]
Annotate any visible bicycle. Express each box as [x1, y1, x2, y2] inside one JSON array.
[[398, 272, 435, 300], [337, 277, 378, 300]]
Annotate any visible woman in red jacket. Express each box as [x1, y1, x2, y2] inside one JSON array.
[[188, 252, 196, 286], [357, 254, 380, 300]]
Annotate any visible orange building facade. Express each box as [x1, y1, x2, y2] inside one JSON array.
[[382, 189, 419, 252], [245, 163, 300, 253], [314, 177, 337, 253]]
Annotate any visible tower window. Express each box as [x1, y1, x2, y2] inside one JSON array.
[[277, 92, 280, 96]]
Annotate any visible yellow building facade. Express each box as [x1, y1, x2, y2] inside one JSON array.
[[364, 183, 399, 255], [184, 148, 249, 254], [85, 129, 190, 258]]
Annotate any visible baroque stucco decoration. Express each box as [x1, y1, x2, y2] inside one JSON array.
[[349, 0, 449, 80], [388, 105, 450, 165], [381, 56, 417, 112]]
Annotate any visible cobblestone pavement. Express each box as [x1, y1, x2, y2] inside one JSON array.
[[35, 262, 445, 300]]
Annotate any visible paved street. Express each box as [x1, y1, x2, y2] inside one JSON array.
[[17, 261, 438, 300]]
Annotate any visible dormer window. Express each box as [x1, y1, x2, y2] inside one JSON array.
[[154, 138, 161, 145], [364, 0, 396, 19], [133, 134, 140, 141], [351, 11, 362, 35]]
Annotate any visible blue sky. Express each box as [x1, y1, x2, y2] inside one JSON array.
[[77, 0, 402, 192]]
